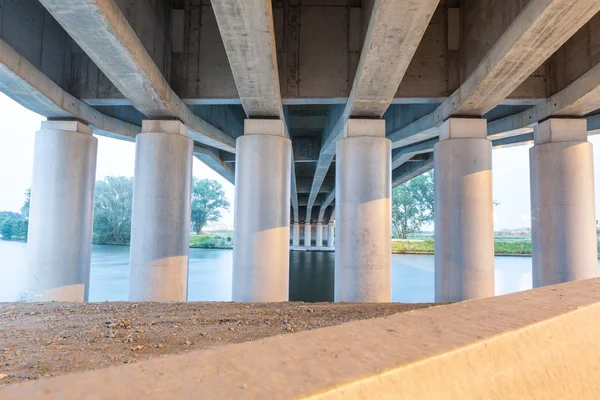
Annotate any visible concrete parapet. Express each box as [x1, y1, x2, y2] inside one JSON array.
[[4, 279, 600, 398]]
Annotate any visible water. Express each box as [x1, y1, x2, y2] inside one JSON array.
[[0, 240, 589, 303]]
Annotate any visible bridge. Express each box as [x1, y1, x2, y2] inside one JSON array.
[[1, 0, 600, 303]]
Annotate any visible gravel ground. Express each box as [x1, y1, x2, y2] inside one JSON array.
[[0, 301, 434, 386]]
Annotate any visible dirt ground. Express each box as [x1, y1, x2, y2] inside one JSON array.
[[0, 301, 434, 386]]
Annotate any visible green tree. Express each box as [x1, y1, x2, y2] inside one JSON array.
[[93, 176, 133, 244], [0, 218, 14, 239], [191, 178, 230, 234], [21, 188, 30, 219], [392, 171, 434, 239]]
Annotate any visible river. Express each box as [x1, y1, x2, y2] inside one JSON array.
[[1, 240, 590, 303]]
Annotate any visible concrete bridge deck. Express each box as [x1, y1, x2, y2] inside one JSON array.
[[1, 0, 600, 303]]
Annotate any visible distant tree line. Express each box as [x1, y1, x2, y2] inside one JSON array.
[[0, 178, 229, 245]]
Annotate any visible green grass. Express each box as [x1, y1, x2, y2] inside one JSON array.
[[189, 234, 232, 249]]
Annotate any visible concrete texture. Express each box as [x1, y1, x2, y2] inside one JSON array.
[[389, 0, 600, 149], [335, 120, 391, 302], [4, 279, 600, 399], [304, 223, 312, 248], [233, 120, 291, 302], [292, 223, 300, 247], [530, 119, 598, 287], [26, 121, 97, 302], [434, 119, 494, 302], [327, 222, 335, 248], [129, 121, 193, 302], [315, 223, 323, 247], [38, 0, 235, 152]]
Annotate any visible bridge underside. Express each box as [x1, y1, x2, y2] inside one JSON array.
[[2, 0, 600, 302]]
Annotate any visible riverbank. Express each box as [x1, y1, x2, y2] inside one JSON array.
[[391, 239, 600, 257], [0, 301, 434, 386]]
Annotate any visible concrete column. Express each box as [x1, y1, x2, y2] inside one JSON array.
[[304, 223, 312, 247], [233, 120, 291, 302], [327, 222, 335, 247], [129, 120, 193, 302], [292, 223, 300, 247], [316, 223, 324, 247], [27, 121, 97, 302], [335, 119, 391, 302], [434, 118, 494, 303], [530, 118, 597, 287]]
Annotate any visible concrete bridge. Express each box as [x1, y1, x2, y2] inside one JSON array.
[[1, 0, 600, 303]]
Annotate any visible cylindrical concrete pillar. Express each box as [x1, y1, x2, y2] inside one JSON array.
[[233, 120, 291, 302], [327, 222, 335, 247], [129, 120, 193, 302], [335, 119, 391, 302], [316, 223, 324, 247], [27, 121, 97, 302], [434, 118, 494, 303], [292, 223, 300, 247], [530, 118, 597, 287], [304, 223, 312, 247]]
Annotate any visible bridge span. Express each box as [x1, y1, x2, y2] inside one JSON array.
[[1, 0, 600, 302]]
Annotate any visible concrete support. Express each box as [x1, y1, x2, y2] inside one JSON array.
[[292, 223, 300, 247], [304, 223, 312, 247], [530, 118, 597, 287], [316, 223, 324, 247], [129, 121, 193, 302], [434, 118, 494, 303], [327, 222, 335, 248], [335, 120, 391, 302], [27, 121, 98, 302], [233, 120, 291, 302]]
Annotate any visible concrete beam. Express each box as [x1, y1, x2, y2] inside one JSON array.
[[193, 145, 235, 185], [0, 39, 139, 141], [211, 0, 282, 118], [488, 61, 600, 138], [317, 189, 335, 223], [5, 279, 600, 399], [211, 0, 298, 221], [388, 0, 600, 149], [392, 138, 438, 170], [38, 0, 235, 153], [392, 154, 434, 188], [305, 0, 439, 217]]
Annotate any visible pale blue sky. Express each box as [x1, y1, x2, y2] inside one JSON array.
[[2, 92, 600, 230]]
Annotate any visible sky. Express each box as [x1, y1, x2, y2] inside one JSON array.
[[2, 91, 600, 231]]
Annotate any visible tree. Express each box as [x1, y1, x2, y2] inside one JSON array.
[[21, 188, 30, 219], [191, 178, 229, 234], [0, 218, 14, 239], [93, 176, 133, 244], [392, 171, 434, 239]]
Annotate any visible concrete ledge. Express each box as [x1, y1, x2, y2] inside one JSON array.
[[3, 279, 600, 399]]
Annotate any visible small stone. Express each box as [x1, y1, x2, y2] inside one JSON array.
[[132, 345, 144, 351], [184, 340, 192, 346], [0, 373, 8, 380], [156, 344, 165, 349]]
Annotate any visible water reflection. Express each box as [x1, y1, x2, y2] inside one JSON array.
[[1, 241, 593, 303]]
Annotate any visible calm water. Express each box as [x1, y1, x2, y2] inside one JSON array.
[[0, 240, 586, 303]]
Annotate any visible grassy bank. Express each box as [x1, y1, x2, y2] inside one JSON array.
[[189, 234, 232, 249], [392, 238, 600, 257]]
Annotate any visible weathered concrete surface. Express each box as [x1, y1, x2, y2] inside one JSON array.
[[530, 119, 598, 287], [233, 120, 291, 302], [304, 223, 312, 247], [0, 39, 139, 141], [305, 0, 439, 221], [26, 121, 97, 302], [292, 223, 300, 247], [434, 119, 494, 302], [327, 222, 335, 248], [335, 120, 391, 302], [38, 0, 236, 152], [4, 279, 600, 399], [129, 121, 193, 302], [389, 0, 600, 149]]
